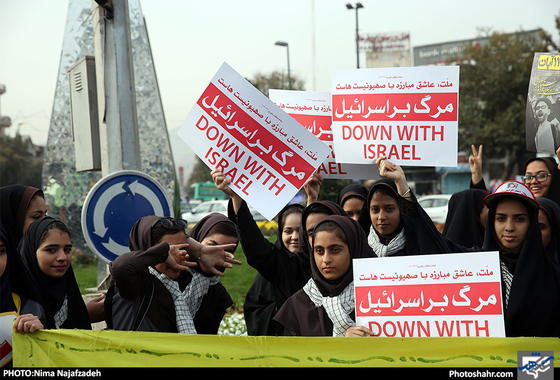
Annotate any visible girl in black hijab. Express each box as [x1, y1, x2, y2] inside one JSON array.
[[1, 228, 44, 368], [442, 188, 489, 248], [537, 197, 560, 264], [273, 215, 375, 336], [336, 184, 369, 221], [522, 156, 560, 206], [244, 203, 304, 336], [17, 217, 90, 330], [0, 185, 47, 294], [357, 158, 461, 257], [301, 200, 347, 254], [481, 181, 560, 337], [108, 215, 238, 333], [186, 213, 239, 334]]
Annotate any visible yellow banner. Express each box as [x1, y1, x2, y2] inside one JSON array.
[[12, 329, 559, 368], [537, 54, 560, 70]]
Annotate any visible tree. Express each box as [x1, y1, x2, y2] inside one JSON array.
[[454, 26, 559, 180], [247, 70, 305, 97], [0, 134, 43, 188]]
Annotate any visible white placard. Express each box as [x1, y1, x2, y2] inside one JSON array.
[[331, 66, 459, 167], [353, 251, 505, 337], [178, 62, 330, 220]]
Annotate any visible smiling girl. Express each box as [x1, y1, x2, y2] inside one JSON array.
[[17, 217, 91, 330], [481, 181, 560, 336]]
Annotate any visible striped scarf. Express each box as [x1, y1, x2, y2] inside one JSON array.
[[148, 267, 219, 334], [303, 279, 355, 337]]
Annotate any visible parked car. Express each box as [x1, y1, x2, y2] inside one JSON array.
[[182, 199, 267, 225], [182, 200, 228, 225], [417, 194, 452, 224]]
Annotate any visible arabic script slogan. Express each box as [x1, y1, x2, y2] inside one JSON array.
[[353, 251, 505, 338], [178, 62, 329, 220], [331, 66, 459, 167]]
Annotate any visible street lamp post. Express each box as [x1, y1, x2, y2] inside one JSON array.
[[275, 41, 292, 90], [346, 3, 364, 69]]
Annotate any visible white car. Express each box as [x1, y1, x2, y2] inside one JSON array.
[[417, 194, 452, 224], [182, 200, 266, 225]]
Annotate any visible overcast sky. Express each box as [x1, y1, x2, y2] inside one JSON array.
[[0, 0, 558, 147]]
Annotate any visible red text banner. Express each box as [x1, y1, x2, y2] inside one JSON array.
[[332, 92, 458, 122], [353, 252, 505, 337]]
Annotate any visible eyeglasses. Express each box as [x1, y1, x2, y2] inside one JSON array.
[[151, 217, 188, 230], [521, 173, 551, 183]]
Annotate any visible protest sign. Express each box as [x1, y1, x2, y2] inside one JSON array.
[[178, 63, 330, 220], [331, 66, 459, 166], [353, 251, 505, 338], [269, 89, 378, 179], [525, 53, 560, 154]]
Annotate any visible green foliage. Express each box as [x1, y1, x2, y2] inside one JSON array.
[[455, 28, 557, 179], [0, 134, 43, 188]]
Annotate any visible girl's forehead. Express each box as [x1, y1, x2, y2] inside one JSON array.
[[495, 197, 528, 213], [40, 228, 71, 244], [525, 160, 548, 172]]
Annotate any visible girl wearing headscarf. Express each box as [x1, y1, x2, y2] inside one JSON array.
[[0, 185, 47, 292], [357, 157, 462, 257], [243, 203, 305, 336], [301, 200, 347, 254], [537, 197, 560, 264], [336, 183, 369, 221], [17, 217, 90, 330], [442, 188, 489, 248], [107, 215, 238, 333], [522, 156, 560, 206], [186, 213, 239, 334], [1, 228, 44, 367], [212, 169, 314, 333], [481, 181, 560, 337], [273, 215, 376, 336]]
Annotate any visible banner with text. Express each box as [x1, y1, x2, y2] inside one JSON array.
[[331, 66, 459, 166], [353, 251, 505, 338], [13, 329, 557, 368], [269, 90, 378, 179], [178, 63, 330, 220]]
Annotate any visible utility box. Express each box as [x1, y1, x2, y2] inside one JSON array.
[[68, 56, 101, 171]]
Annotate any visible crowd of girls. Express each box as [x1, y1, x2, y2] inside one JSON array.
[[1, 147, 559, 366]]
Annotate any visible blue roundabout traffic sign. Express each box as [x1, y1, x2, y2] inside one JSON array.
[[82, 170, 173, 264]]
